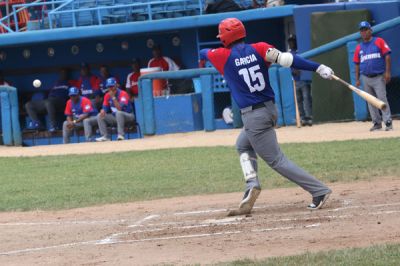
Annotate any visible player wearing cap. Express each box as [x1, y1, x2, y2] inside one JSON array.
[[62, 87, 98, 143], [96, 77, 135, 141], [353, 21, 393, 131], [199, 18, 333, 215]]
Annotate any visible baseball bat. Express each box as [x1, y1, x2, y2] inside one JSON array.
[[292, 79, 301, 128], [331, 74, 387, 111]]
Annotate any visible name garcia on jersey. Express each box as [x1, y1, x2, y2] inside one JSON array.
[[235, 54, 257, 66]]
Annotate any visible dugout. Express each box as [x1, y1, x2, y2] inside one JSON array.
[[0, 2, 400, 144], [0, 6, 291, 141]]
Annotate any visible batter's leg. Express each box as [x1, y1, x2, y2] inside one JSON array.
[[228, 130, 261, 216], [243, 102, 331, 209]]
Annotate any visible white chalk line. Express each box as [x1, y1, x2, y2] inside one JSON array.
[[97, 214, 160, 245], [0, 222, 320, 255], [96, 223, 322, 246], [1, 206, 399, 256], [1, 200, 399, 227], [0, 240, 98, 256]]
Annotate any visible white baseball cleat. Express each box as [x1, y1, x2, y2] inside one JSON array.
[[95, 136, 110, 142], [228, 187, 261, 216], [117, 134, 125, 141]]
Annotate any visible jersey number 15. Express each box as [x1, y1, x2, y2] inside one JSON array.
[[238, 65, 266, 93]]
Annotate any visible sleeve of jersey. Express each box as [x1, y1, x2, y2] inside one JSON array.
[[206, 49, 230, 75], [375, 38, 391, 56], [251, 42, 274, 63], [291, 55, 320, 72], [82, 98, 93, 114], [119, 91, 129, 105], [64, 101, 72, 116], [102, 94, 110, 111], [353, 45, 361, 64], [91, 76, 100, 90]]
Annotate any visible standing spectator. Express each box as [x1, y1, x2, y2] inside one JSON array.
[[0, 71, 10, 86], [353, 21, 393, 131], [25, 68, 70, 132], [96, 77, 135, 141], [125, 58, 141, 99], [288, 35, 313, 126], [62, 87, 98, 144], [205, 0, 243, 14], [73, 63, 102, 111], [148, 44, 180, 96]]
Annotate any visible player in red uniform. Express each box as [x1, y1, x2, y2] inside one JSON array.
[[200, 18, 334, 215]]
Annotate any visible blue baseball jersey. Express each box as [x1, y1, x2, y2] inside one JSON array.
[[353, 37, 391, 75], [200, 42, 275, 109]]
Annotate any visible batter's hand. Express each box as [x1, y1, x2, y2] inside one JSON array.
[[356, 80, 361, 87], [316, 64, 334, 80]]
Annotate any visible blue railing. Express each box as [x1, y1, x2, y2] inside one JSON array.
[[48, 0, 203, 29], [0, 0, 68, 33]]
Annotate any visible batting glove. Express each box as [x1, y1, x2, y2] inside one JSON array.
[[316, 64, 334, 80]]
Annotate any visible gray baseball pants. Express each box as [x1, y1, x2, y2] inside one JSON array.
[[25, 97, 66, 127], [236, 100, 331, 198], [361, 74, 392, 124], [97, 111, 135, 138], [62, 116, 98, 143]]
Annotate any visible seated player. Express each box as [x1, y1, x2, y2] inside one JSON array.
[[62, 87, 98, 143], [96, 77, 135, 141]]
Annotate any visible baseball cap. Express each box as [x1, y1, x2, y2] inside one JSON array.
[[68, 86, 79, 96], [359, 21, 371, 30], [106, 77, 117, 87]]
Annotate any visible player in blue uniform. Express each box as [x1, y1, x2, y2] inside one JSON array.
[[199, 18, 334, 215]]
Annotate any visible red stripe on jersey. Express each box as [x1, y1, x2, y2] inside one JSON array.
[[353, 44, 361, 64], [207, 48, 231, 75], [250, 42, 274, 65]]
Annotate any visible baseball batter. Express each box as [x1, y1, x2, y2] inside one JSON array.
[[199, 18, 333, 215]]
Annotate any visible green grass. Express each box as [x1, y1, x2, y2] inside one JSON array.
[[0, 137, 399, 211], [217, 243, 400, 266]]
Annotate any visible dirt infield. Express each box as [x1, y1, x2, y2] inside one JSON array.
[[0, 179, 399, 265], [0, 121, 399, 265]]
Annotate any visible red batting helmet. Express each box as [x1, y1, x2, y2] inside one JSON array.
[[217, 18, 246, 47]]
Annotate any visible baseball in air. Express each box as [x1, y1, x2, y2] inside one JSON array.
[[33, 79, 41, 88]]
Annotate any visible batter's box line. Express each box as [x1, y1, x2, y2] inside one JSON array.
[[95, 223, 322, 246], [0, 223, 321, 256]]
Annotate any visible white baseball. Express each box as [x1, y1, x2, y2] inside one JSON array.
[[33, 79, 41, 88]]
